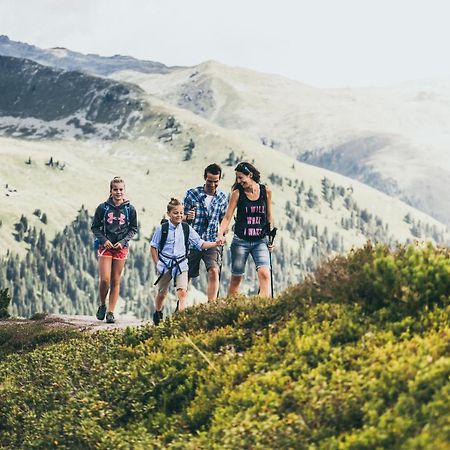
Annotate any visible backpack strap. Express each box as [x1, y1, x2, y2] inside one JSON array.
[[123, 204, 131, 226], [158, 221, 190, 255], [181, 222, 190, 256], [102, 202, 110, 235], [159, 221, 169, 252]]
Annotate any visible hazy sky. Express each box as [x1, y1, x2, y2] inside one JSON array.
[[1, 0, 449, 87]]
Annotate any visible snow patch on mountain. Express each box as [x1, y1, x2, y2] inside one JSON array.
[[0, 111, 142, 140]]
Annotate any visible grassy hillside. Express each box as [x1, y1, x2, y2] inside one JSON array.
[[0, 243, 448, 449], [1, 91, 448, 257]]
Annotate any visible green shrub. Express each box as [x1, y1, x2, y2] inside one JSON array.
[[295, 242, 450, 315], [0, 322, 83, 358], [0, 243, 448, 449]]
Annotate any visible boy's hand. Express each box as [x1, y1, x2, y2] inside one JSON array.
[[216, 236, 226, 246]]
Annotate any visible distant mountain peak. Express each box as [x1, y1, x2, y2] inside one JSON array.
[[0, 55, 146, 140], [0, 36, 176, 76], [48, 47, 69, 58]]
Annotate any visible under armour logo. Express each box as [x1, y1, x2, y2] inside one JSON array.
[[107, 212, 125, 224]]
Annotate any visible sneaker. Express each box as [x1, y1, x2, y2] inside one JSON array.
[[96, 304, 107, 321], [106, 311, 115, 324], [153, 310, 163, 326]]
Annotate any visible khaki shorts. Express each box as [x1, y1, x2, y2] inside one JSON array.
[[156, 270, 188, 292]]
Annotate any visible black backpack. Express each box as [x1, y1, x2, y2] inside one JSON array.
[[159, 219, 190, 256], [153, 220, 191, 286]]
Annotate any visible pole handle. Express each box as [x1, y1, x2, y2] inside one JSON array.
[[269, 227, 278, 245]]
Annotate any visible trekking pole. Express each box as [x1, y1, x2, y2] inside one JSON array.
[[216, 246, 223, 299], [268, 227, 278, 298]]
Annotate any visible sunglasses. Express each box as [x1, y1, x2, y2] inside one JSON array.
[[235, 163, 251, 175]]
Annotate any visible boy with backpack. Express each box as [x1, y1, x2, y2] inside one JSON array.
[[150, 198, 224, 325]]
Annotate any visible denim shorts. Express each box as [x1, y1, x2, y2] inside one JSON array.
[[230, 235, 270, 276]]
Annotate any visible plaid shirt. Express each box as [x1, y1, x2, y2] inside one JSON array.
[[183, 186, 228, 242]]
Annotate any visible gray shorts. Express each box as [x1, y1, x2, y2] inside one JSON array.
[[156, 270, 188, 292], [188, 247, 222, 278]]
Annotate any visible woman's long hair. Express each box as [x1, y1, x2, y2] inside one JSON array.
[[233, 162, 261, 190]]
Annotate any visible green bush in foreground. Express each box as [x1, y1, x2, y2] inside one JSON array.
[[0, 243, 449, 449], [0, 321, 83, 359]]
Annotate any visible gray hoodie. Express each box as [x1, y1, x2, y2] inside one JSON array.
[[91, 198, 138, 247]]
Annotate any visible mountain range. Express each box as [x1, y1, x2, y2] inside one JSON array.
[[0, 35, 449, 312], [2, 35, 449, 224], [109, 61, 450, 225], [0, 34, 173, 76], [0, 55, 145, 139]]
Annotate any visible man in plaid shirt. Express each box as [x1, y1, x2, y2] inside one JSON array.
[[183, 163, 228, 300]]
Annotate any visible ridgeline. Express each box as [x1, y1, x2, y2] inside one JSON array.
[[0, 243, 449, 449]]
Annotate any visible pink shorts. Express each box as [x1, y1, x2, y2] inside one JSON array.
[[97, 245, 129, 260]]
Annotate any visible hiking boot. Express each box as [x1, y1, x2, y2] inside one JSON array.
[[96, 304, 107, 321], [153, 310, 163, 326], [106, 311, 115, 324]]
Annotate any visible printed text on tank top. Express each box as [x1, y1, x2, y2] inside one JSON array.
[[234, 184, 267, 240]]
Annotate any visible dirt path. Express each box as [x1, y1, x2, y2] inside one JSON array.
[[2, 313, 151, 332]]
